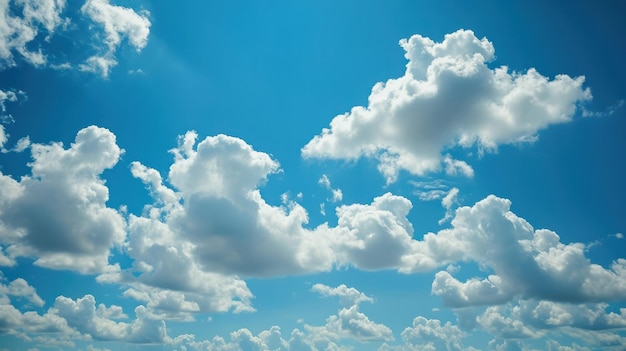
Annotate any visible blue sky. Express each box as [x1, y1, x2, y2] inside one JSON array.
[[0, 0, 625, 350]]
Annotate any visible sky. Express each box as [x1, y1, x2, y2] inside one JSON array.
[[0, 0, 625, 350]]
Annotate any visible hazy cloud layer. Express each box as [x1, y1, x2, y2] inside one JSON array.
[[302, 29, 591, 183]]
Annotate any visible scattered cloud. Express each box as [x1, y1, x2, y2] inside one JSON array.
[[0, 0, 66, 67], [302, 29, 591, 183]]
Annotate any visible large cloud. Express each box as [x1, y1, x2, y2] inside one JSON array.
[[302, 29, 591, 183], [0, 126, 126, 273], [127, 131, 425, 283]]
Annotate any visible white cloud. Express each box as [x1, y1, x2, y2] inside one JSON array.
[[319, 174, 343, 203], [0, 287, 170, 345], [479, 299, 626, 333], [331, 193, 416, 271], [312, 283, 374, 307], [306, 305, 394, 343], [0, 273, 44, 308], [400, 316, 466, 351], [411, 179, 450, 201], [80, 0, 151, 78], [439, 187, 459, 224], [302, 29, 591, 183], [415, 195, 626, 306], [0, 126, 126, 274], [306, 284, 393, 343], [0, 0, 66, 67], [0, 124, 6, 150], [0, 89, 20, 113]]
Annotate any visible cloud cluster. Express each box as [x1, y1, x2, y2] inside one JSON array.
[[424, 195, 626, 307], [0, 126, 126, 273], [302, 29, 591, 183]]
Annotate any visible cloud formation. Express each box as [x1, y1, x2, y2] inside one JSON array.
[[0, 126, 126, 273], [80, 0, 151, 77], [0, 0, 149, 77], [0, 0, 66, 67], [302, 29, 591, 183]]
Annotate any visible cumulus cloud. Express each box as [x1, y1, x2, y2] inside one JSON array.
[[124, 130, 626, 317], [312, 283, 374, 307], [0, 282, 170, 345], [0, 0, 150, 77], [0, 126, 126, 274], [302, 29, 591, 183], [80, 0, 151, 78], [423, 195, 626, 306], [400, 316, 466, 351], [319, 174, 343, 203], [51, 294, 170, 343]]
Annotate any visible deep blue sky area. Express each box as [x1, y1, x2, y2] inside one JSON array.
[[0, 1, 625, 350]]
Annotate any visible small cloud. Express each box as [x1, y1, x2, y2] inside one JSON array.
[[582, 99, 624, 118], [318, 174, 343, 202], [439, 187, 460, 225]]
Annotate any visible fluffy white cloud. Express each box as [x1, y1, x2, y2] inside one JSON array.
[[331, 193, 416, 271], [419, 195, 626, 306], [0, 276, 44, 307], [400, 316, 466, 351], [0, 126, 126, 273], [306, 284, 393, 343], [80, 0, 151, 78], [302, 29, 591, 183], [51, 294, 170, 343], [311, 283, 373, 307], [475, 299, 626, 336], [0, 281, 170, 345], [0, 0, 66, 67], [305, 305, 394, 343]]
